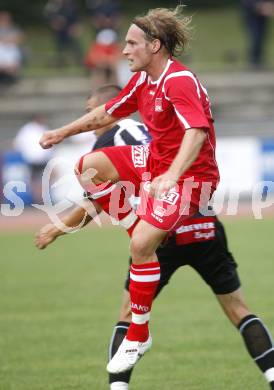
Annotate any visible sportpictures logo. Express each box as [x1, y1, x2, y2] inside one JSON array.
[[1, 157, 274, 229]]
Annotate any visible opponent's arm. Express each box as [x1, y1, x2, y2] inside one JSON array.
[[40, 105, 117, 149], [35, 199, 102, 249]]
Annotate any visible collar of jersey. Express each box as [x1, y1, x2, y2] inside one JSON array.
[[148, 59, 173, 87]]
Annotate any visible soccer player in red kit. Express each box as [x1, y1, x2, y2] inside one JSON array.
[[39, 6, 220, 373]]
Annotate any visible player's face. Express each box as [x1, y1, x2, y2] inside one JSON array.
[[123, 24, 154, 72], [85, 96, 99, 113]]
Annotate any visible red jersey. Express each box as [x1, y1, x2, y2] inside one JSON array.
[[105, 58, 219, 186]]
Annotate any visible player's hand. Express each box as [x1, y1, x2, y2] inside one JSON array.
[[149, 172, 178, 199], [39, 130, 65, 149], [35, 224, 60, 249]]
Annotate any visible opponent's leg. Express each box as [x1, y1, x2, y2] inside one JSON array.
[[108, 291, 132, 390], [217, 289, 274, 389], [216, 287, 250, 326]]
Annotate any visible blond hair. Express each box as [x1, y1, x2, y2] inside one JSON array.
[[132, 5, 192, 56]]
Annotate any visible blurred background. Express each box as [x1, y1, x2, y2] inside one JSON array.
[[1, 2, 274, 390], [0, 0, 274, 214]]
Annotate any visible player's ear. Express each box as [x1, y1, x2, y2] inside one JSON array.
[[151, 38, 162, 54]]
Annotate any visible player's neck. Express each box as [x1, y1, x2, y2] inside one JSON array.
[[146, 55, 170, 82]]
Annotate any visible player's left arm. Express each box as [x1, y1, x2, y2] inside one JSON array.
[[167, 127, 206, 179], [149, 128, 206, 198], [149, 74, 208, 197]]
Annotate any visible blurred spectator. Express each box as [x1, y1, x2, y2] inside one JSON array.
[[0, 11, 24, 85], [241, 0, 274, 67], [86, 0, 122, 33], [44, 0, 82, 67], [13, 114, 53, 203], [84, 28, 121, 87]]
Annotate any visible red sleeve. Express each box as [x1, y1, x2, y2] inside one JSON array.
[[164, 73, 210, 131], [105, 72, 146, 118]]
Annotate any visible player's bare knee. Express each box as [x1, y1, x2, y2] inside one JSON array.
[[75, 154, 102, 186], [130, 236, 152, 263], [130, 237, 144, 261], [88, 151, 119, 183]]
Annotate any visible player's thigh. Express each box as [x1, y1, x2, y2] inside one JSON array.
[[216, 288, 250, 326], [189, 219, 241, 296], [76, 150, 120, 184], [130, 219, 167, 260]]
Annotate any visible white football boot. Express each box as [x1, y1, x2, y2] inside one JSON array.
[[110, 382, 128, 390], [107, 335, 152, 374]]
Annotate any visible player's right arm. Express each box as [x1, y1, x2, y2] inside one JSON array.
[[35, 199, 102, 249], [40, 105, 116, 149], [40, 73, 141, 150]]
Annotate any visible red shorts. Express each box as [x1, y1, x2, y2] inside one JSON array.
[[100, 145, 216, 231]]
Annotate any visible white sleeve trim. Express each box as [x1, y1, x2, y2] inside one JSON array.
[[162, 70, 201, 98], [174, 106, 191, 129], [106, 72, 146, 115]]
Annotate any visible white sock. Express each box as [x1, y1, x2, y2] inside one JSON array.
[[110, 381, 128, 390]]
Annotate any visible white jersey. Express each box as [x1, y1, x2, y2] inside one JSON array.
[[92, 118, 150, 150]]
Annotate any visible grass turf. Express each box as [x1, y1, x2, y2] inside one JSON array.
[[0, 218, 273, 389]]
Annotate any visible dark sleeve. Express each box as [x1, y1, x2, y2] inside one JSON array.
[[92, 126, 118, 150]]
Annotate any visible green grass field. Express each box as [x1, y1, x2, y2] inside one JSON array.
[[0, 218, 274, 390]]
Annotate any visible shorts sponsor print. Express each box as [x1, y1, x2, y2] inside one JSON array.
[[132, 144, 149, 168], [124, 217, 240, 296], [101, 145, 215, 231], [175, 215, 216, 245]]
